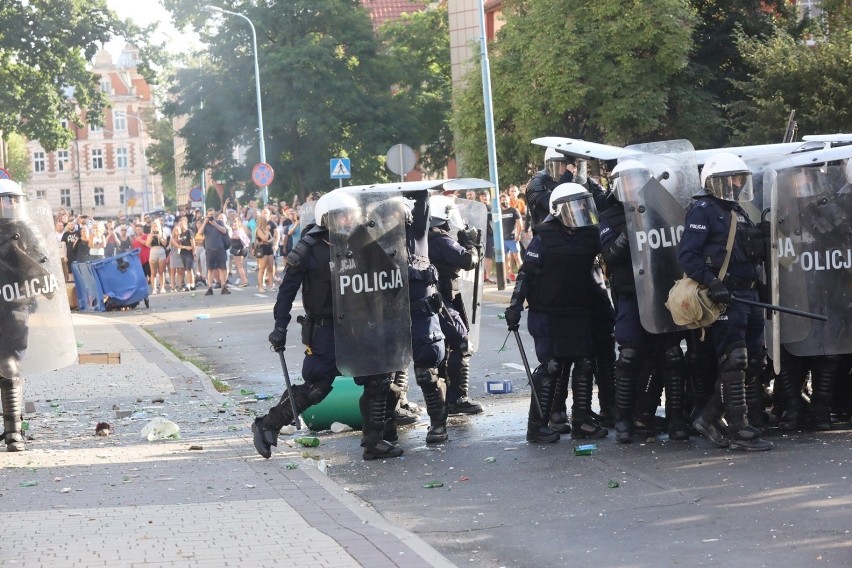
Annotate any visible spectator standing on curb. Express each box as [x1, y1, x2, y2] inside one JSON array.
[[131, 224, 151, 283], [255, 210, 276, 292], [146, 219, 168, 294], [174, 216, 196, 290], [500, 191, 522, 281], [230, 218, 250, 287], [199, 208, 231, 296]]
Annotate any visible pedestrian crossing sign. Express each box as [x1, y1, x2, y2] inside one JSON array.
[[330, 158, 351, 179]]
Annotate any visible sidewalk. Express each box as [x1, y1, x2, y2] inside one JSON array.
[[0, 314, 453, 568]]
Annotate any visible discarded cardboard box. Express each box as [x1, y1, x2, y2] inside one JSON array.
[[78, 352, 121, 365]]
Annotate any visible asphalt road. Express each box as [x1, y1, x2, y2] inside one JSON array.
[[124, 284, 852, 567]]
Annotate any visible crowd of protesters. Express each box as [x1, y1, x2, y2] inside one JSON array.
[[55, 194, 314, 297]]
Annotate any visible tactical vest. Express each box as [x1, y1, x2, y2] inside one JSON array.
[[599, 205, 635, 297], [692, 196, 762, 281], [428, 227, 462, 300], [300, 234, 333, 318], [526, 222, 599, 315], [525, 171, 558, 226]]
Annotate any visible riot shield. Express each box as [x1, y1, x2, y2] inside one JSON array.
[[764, 160, 852, 356], [329, 192, 412, 376], [452, 198, 488, 352], [298, 201, 316, 229], [0, 200, 77, 373], [621, 140, 699, 333]]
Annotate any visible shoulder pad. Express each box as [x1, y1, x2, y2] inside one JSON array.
[[286, 234, 320, 268]]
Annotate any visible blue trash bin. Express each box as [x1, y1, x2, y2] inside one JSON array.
[[92, 249, 149, 310], [71, 261, 105, 312]]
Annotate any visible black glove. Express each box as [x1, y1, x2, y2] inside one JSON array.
[[268, 327, 287, 352], [758, 220, 771, 238], [707, 279, 732, 305], [504, 308, 522, 331], [756, 280, 769, 304], [457, 228, 478, 248], [613, 231, 629, 251]]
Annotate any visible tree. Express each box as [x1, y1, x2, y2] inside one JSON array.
[[379, 3, 452, 176], [162, 0, 410, 201], [5, 133, 31, 183], [0, 0, 163, 152], [454, 0, 696, 184], [731, 17, 852, 143], [145, 116, 177, 208]]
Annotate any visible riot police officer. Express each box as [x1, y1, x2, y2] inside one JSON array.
[[252, 192, 404, 461], [0, 180, 58, 452], [505, 183, 608, 442], [599, 161, 689, 443], [527, 147, 616, 433], [428, 195, 483, 415], [677, 153, 772, 451]]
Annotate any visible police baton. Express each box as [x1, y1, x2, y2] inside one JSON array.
[[513, 330, 545, 421], [277, 351, 302, 430], [732, 297, 828, 322]]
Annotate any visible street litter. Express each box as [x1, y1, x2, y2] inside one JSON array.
[[188, 445, 204, 451], [140, 417, 180, 441], [423, 481, 444, 489], [608, 480, 620, 489], [194, 314, 210, 319], [330, 422, 352, 433], [295, 436, 320, 447], [95, 422, 111, 436], [20, 480, 38, 487], [574, 444, 598, 456], [484, 457, 497, 463]]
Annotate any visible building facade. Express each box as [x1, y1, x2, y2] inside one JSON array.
[[24, 46, 163, 218]]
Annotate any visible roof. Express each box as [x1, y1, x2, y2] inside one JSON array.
[[362, 0, 429, 30]]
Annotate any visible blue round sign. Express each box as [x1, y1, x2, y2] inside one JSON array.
[[0, 168, 10, 180], [189, 186, 204, 202]]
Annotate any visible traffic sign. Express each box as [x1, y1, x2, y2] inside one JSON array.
[[252, 162, 275, 188], [330, 158, 351, 179], [189, 186, 204, 202], [0, 168, 10, 180], [127, 197, 138, 207], [385, 144, 416, 176]]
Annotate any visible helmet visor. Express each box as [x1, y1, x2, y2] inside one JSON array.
[[546, 159, 566, 180], [611, 170, 652, 202], [705, 172, 753, 202], [553, 193, 598, 228]]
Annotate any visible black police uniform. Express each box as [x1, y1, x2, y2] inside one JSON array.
[[428, 223, 481, 414], [506, 218, 608, 442], [252, 224, 402, 460], [678, 191, 771, 450], [599, 198, 688, 443]]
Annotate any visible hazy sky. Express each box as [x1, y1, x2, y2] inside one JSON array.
[[105, 0, 200, 59]]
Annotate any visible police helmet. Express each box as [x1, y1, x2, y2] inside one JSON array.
[[545, 147, 570, 179], [700, 152, 753, 202], [315, 191, 360, 228], [429, 194, 464, 229], [0, 179, 24, 215], [549, 183, 599, 228], [0, 179, 24, 197], [609, 159, 652, 202]]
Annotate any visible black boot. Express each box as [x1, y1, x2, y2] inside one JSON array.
[[548, 365, 571, 434], [774, 349, 805, 430], [614, 347, 640, 444], [417, 367, 448, 444], [252, 383, 324, 459], [447, 356, 483, 415], [1, 376, 25, 452], [719, 357, 771, 451], [527, 365, 559, 443], [809, 356, 840, 431], [595, 338, 617, 428], [661, 346, 689, 441], [686, 330, 716, 421], [362, 378, 404, 460], [693, 389, 729, 448], [571, 359, 608, 439]]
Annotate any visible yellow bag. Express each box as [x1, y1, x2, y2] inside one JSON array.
[[665, 210, 737, 338], [665, 277, 725, 332]]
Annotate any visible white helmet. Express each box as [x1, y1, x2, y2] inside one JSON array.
[[315, 191, 360, 228], [609, 159, 652, 202], [545, 147, 570, 179], [429, 194, 464, 228], [0, 179, 24, 197], [700, 152, 753, 202], [549, 183, 598, 228]]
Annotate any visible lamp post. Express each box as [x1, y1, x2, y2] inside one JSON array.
[[205, 4, 268, 205]]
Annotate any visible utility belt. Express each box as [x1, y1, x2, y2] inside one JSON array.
[[723, 275, 756, 290], [410, 293, 442, 315], [296, 314, 334, 345]]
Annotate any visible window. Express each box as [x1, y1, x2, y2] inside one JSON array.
[[100, 78, 111, 93], [91, 148, 103, 170], [89, 122, 102, 133], [36, 190, 46, 200], [33, 151, 46, 173], [60, 118, 69, 129], [113, 111, 127, 131], [57, 149, 69, 171], [60, 189, 71, 207], [94, 187, 105, 207], [119, 186, 128, 205], [116, 147, 128, 169]]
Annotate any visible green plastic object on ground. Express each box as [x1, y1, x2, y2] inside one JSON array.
[[295, 437, 321, 447], [301, 376, 363, 430]]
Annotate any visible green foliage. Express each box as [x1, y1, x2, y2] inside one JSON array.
[[0, 0, 164, 152], [145, 116, 177, 207], [5, 133, 31, 184], [454, 0, 696, 185], [731, 25, 852, 143], [379, 4, 452, 176], [162, 0, 415, 200]]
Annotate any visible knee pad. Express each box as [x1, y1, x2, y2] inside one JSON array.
[[747, 354, 767, 378], [616, 347, 642, 374], [362, 375, 391, 398], [721, 342, 748, 372], [307, 378, 334, 404], [458, 338, 471, 357], [0, 357, 20, 380], [414, 366, 438, 387], [545, 359, 563, 377], [573, 358, 595, 378]]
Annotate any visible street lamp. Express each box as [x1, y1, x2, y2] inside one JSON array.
[[204, 4, 268, 205]]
